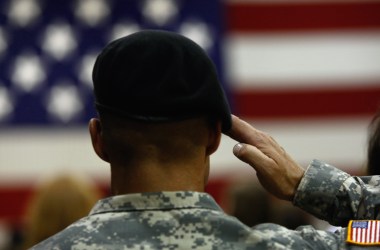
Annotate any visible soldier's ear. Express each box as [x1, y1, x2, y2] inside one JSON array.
[[206, 121, 222, 156], [89, 118, 110, 163]]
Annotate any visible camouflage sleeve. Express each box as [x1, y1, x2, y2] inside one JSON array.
[[293, 159, 380, 226], [249, 223, 344, 249]]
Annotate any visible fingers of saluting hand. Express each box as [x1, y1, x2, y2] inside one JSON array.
[[233, 143, 275, 174], [227, 115, 283, 160]]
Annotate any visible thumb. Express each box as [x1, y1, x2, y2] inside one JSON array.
[[233, 143, 272, 172]]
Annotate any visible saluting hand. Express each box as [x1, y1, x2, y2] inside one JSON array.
[[226, 115, 305, 201]]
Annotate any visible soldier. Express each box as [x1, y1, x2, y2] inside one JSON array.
[[31, 30, 380, 249]]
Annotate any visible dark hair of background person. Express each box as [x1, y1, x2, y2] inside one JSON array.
[[223, 179, 310, 230], [367, 109, 380, 175]]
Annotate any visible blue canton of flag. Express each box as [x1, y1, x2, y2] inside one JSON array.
[[352, 221, 368, 229], [0, 0, 225, 127]]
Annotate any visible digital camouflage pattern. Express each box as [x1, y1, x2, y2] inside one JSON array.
[[31, 160, 380, 249], [294, 159, 380, 226]]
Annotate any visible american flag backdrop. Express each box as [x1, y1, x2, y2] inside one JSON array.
[[0, 0, 380, 229], [219, 0, 380, 174], [0, 0, 225, 125]]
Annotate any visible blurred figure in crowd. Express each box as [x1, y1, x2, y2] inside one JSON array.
[[223, 177, 310, 229], [367, 109, 380, 175], [21, 174, 101, 249]]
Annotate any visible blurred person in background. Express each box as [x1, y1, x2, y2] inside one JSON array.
[[367, 109, 380, 176], [29, 30, 380, 249], [222, 179, 271, 227], [223, 178, 310, 230], [21, 174, 101, 249]]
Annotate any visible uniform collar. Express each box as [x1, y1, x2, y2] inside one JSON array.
[[90, 191, 222, 215]]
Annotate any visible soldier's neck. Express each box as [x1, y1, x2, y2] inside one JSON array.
[[110, 160, 208, 195]]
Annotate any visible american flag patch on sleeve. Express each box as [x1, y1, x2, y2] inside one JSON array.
[[346, 220, 380, 245]]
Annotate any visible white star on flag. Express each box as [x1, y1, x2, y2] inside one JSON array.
[[42, 22, 77, 61], [78, 52, 98, 88], [179, 20, 214, 51], [8, 0, 41, 27], [11, 53, 46, 92], [46, 83, 84, 123], [75, 0, 110, 27], [142, 0, 179, 26]]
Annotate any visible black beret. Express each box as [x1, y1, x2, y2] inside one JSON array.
[[92, 30, 232, 132]]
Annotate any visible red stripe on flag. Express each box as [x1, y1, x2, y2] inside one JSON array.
[[232, 84, 380, 118], [226, 1, 380, 33], [0, 187, 32, 224]]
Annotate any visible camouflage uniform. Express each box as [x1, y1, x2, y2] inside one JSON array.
[[30, 160, 380, 249]]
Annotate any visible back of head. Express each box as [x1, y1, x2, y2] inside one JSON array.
[[92, 30, 231, 132], [100, 114, 213, 165]]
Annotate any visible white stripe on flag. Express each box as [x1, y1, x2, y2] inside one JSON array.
[[225, 31, 380, 89], [356, 228, 360, 242], [0, 116, 371, 184], [367, 221, 371, 243]]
